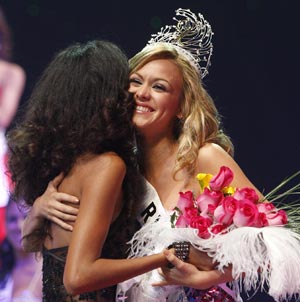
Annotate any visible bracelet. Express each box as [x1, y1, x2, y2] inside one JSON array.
[[167, 241, 190, 268]]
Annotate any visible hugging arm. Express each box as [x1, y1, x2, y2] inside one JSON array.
[[63, 154, 169, 294], [22, 173, 79, 252]]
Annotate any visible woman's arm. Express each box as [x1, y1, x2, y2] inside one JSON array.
[[22, 173, 79, 252], [0, 62, 26, 128], [154, 249, 233, 289], [154, 143, 262, 289], [63, 154, 168, 295]]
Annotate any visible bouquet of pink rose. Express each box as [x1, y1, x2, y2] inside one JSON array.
[[120, 166, 300, 302], [171, 166, 288, 239]]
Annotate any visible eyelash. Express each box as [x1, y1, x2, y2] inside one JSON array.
[[129, 78, 167, 91], [153, 84, 166, 91]]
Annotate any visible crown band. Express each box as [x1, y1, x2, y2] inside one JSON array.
[[147, 8, 214, 79]]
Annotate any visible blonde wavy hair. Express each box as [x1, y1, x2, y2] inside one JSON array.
[[129, 43, 234, 177]]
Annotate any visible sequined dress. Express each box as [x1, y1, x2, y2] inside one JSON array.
[[42, 209, 139, 302]]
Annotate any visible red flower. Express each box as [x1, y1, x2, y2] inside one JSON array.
[[257, 202, 275, 213], [214, 196, 237, 225], [255, 212, 269, 227], [234, 187, 259, 203], [195, 187, 223, 217], [175, 207, 198, 227], [190, 215, 213, 239], [172, 166, 289, 241], [210, 223, 227, 235], [233, 200, 259, 227], [209, 166, 234, 191], [256, 202, 287, 226], [266, 209, 288, 226], [176, 191, 194, 212]]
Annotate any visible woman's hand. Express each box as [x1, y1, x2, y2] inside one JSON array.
[[32, 173, 79, 231], [22, 173, 79, 251], [188, 246, 216, 271], [23, 173, 79, 236], [153, 249, 233, 289]]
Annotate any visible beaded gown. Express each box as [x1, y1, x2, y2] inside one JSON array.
[[42, 207, 139, 302]]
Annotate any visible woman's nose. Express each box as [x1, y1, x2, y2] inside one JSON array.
[[136, 85, 150, 101]]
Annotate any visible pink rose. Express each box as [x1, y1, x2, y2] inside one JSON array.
[[175, 215, 189, 227], [175, 207, 198, 227], [256, 202, 275, 213], [176, 191, 194, 213], [195, 187, 223, 217], [209, 166, 234, 191], [233, 200, 259, 227], [190, 215, 213, 239], [254, 212, 269, 227], [214, 196, 237, 225], [266, 209, 288, 226], [210, 223, 227, 235], [234, 188, 259, 203]]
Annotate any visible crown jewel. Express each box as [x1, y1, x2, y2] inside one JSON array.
[[147, 8, 214, 79]]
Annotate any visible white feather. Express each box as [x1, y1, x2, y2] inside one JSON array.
[[126, 213, 300, 302]]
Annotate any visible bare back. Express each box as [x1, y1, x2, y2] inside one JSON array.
[[44, 152, 124, 250]]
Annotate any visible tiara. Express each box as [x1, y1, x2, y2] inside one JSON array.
[[147, 8, 214, 79]]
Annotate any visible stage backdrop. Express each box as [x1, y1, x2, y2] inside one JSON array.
[[1, 1, 299, 301]]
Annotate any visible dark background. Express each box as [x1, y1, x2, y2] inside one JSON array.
[[1, 1, 299, 300]]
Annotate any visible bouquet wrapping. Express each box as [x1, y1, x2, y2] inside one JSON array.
[[120, 167, 300, 302]]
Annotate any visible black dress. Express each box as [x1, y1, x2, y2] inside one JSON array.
[[42, 209, 140, 302]]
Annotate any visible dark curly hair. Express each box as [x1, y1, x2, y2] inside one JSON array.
[[7, 40, 140, 220]]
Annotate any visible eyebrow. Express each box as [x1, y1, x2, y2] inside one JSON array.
[[130, 72, 172, 86]]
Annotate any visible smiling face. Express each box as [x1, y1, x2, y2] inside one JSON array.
[[129, 59, 183, 140]]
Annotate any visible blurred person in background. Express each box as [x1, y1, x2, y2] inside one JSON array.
[[0, 197, 42, 301], [0, 5, 26, 243]]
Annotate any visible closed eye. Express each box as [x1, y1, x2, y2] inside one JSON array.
[[153, 84, 167, 91], [129, 78, 142, 86]]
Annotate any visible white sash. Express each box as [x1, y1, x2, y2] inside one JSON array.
[[116, 180, 186, 302], [135, 179, 166, 227]]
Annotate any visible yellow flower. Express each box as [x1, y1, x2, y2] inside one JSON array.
[[222, 186, 236, 195], [196, 173, 213, 192]]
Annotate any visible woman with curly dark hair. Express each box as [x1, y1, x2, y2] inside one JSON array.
[[7, 40, 170, 302]]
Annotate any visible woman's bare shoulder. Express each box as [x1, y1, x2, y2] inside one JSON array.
[[61, 152, 126, 198], [198, 142, 230, 159], [196, 143, 235, 174], [76, 152, 126, 176]]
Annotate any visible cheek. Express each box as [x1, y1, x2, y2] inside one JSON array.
[[132, 113, 141, 126], [128, 85, 136, 94], [163, 99, 181, 117]]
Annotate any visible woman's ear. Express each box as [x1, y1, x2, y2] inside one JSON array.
[[176, 112, 183, 119]]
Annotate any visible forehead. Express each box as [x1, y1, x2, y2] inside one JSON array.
[[135, 59, 182, 83]]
